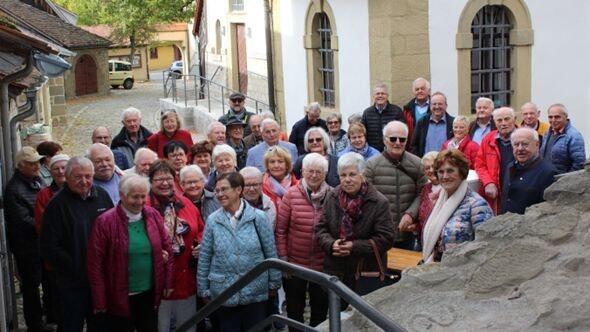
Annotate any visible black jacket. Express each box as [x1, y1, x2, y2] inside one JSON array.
[[219, 108, 255, 137], [40, 184, 113, 288], [292, 153, 340, 187], [403, 98, 431, 128], [3, 170, 45, 255], [361, 102, 404, 152], [411, 113, 454, 157], [289, 117, 329, 155], [111, 125, 152, 166]]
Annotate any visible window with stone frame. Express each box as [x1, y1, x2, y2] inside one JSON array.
[[315, 12, 335, 108], [231, 0, 244, 12]]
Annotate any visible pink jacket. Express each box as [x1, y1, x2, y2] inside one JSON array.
[[275, 182, 325, 271], [87, 205, 174, 317]]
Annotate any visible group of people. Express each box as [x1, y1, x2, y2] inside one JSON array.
[[4, 82, 586, 332]]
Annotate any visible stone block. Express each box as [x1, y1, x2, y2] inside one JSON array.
[[49, 85, 65, 96], [51, 104, 66, 116], [404, 34, 430, 55], [53, 95, 65, 105]]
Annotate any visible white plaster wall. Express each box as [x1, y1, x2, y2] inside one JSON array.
[[279, 0, 370, 132], [429, 0, 590, 153]]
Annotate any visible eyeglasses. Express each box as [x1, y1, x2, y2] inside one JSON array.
[[153, 177, 174, 184], [244, 182, 261, 189], [304, 169, 324, 176], [214, 186, 234, 195], [327, 121, 340, 125], [168, 152, 186, 158], [230, 99, 244, 103], [182, 179, 203, 186], [387, 136, 407, 143], [307, 138, 323, 144]]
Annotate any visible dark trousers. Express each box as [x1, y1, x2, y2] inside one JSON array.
[[14, 253, 43, 331], [284, 276, 328, 331], [41, 267, 60, 326], [96, 290, 157, 332], [59, 286, 98, 332], [217, 301, 267, 332]]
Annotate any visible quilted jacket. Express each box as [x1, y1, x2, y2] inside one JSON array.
[[198, 200, 281, 306], [540, 122, 586, 174]]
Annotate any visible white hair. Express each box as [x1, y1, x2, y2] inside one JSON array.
[[87, 143, 114, 160], [302, 153, 328, 173], [476, 97, 494, 108], [412, 77, 431, 91], [121, 107, 141, 121], [134, 147, 157, 164], [65, 156, 94, 177], [520, 102, 539, 112], [120, 173, 150, 197], [382, 120, 409, 137], [207, 121, 225, 136], [338, 152, 366, 175], [373, 83, 388, 94], [212, 144, 237, 164], [248, 114, 262, 125], [260, 118, 279, 132], [422, 151, 438, 163], [548, 103, 568, 117], [306, 102, 321, 114], [492, 107, 515, 119], [303, 127, 330, 153], [239, 166, 263, 181], [179, 164, 205, 182], [511, 127, 539, 143], [260, 111, 275, 120], [453, 116, 469, 126]]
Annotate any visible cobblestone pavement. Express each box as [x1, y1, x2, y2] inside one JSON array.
[[53, 81, 163, 156]]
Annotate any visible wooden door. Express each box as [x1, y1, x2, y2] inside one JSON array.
[[235, 24, 248, 93], [75, 55, 98, 96], [173, 45, 182, 61]]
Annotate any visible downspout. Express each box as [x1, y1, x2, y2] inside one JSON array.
[[264, 0, 276, 116], [0, 54, 35, 184], [10, 87, 40, 167]]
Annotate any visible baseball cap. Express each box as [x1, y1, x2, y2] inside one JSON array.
[[15, 146, 44, 165]]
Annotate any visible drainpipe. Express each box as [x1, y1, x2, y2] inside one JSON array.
[[10, 87, 40, 167], [264, 0, 276, 116]]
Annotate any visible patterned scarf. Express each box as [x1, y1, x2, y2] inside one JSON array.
[[150, 192, 188, 255], [350, 144, 371, 159], [338, 181, 368, 241], [301, 179, 330, 210]]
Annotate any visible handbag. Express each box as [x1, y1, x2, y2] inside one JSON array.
[[354, 239, 398, 296]]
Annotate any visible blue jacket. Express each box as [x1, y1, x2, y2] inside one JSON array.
[[246, 141, 298, 172], [337, 144, 379, 161], [501, 156, 557, 214], [197, 200, 281, 306], [541, 122, 586, 174]]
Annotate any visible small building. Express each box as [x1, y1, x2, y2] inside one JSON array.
[[148, 23, 190, 73]]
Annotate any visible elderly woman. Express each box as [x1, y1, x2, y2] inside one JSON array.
[[276, 153, 330, 328], [441, 116, 479, 168], [147, 110, 193, 159], [239, 167, 276, 229], [145, 160, 204, 331], [36, 141, 63, 184], [422, 149, 493, 263], [293, 127, 339, 187], [315, 152, 395, 297], [326, 113, 349, 155], [205, 144, 238, 192], [262, 146, 299, 209], [198, 172, 282, 331], [415, 151, 441, 249], [191, 140, 214, 178], [337, 122, 379, 160], [87, 174, 173, 331], [180, 165, 220, 222]]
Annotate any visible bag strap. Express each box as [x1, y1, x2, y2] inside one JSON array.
[[355, 239, 386, 281], [252, 218, 267, 259]]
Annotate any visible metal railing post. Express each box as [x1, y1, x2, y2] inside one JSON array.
[[183, 74, 187, 108], [328, 289, 341, 332], [207, 82, 211, 112], [255, 100, 259, 114], [221, 85, 225, 115]]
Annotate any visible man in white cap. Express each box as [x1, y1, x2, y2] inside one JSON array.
[[4, 146, 46, 331]]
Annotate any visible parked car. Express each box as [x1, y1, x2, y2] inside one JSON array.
[[108, 60, 134, 89], [170, 61, 183, 74]]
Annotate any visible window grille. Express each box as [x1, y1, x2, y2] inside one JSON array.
[[232, 0, 244, 12], [316, 13, 335, 108], [470, 5, 512, 112]]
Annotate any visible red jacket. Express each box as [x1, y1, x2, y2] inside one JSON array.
[[146, 194, 204, 300], [474, 130, 501, 214], [87, 205, 174, 317], [441, 135, 480, 169], [275, 183, 325, 271], [34, 184, 58, 235], [147, 130, 193, 159]]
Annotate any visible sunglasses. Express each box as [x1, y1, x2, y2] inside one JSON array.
[[387, 136, 407, 143], [230, 99, 244, 103], [307, 137, 323, 143]]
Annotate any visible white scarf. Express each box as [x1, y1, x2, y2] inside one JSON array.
[[422, 180, 468, 263]]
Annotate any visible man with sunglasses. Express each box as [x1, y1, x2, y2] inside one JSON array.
[[219, 92, 255, 136], [365, 121, 427, 250], [289, 102, 328, 155], [410, 91, 454, 157]]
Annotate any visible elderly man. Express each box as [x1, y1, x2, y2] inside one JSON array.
[[246, 119, 298, 172], [225, 116, 248, 169], [111, 107, 152, 167], [219, 92, 255, 136], [92, 126, 131, 170], [520, 102, 549, 137], [207, 121, 227, 145], [403, 78, 431, 135], [361, 84, 404, 152], [40, 157, 114, 332], [365, 121, 426, 250], [244, 114, 263, 149], [4, 147, 46, 331], [501, 128, 557, 214], [541, 103, 586, 174], [468, 97, 496, 145], [88, 143, 123, 204], [124, 147, 158, 177], [239, 167, 277, 228], [289, 102, 329, 155], [475, 107, 517, 214], [411, 92, 454, 157]]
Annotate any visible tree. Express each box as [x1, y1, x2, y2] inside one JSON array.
[[55, 0, 194, 64]]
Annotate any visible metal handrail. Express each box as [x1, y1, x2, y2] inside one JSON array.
[[176, 258, 406, 332]]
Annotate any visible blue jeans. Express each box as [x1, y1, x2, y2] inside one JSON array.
[[59, 286, 97, 332], [217, 301, 267, 332]]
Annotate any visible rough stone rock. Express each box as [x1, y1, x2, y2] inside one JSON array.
[[322, 168, 590, 332]]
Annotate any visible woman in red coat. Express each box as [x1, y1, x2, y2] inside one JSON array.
[[276, 153, 329, 328], [144, 160, 204, 332], [441, 116, 479, 168], [262, 146, 298, 210], [147, 110, 193, 159], [87, 174, 174, 332]]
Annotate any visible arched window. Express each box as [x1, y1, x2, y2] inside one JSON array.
[[215, 20, 222, 55], [470, 5, 512, 111], [316, 13, 335, 107]]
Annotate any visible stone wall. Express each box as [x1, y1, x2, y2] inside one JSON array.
[[63, 48, 110, 99], [49, 76, 67, 126], [368, 0, 431, 105]]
